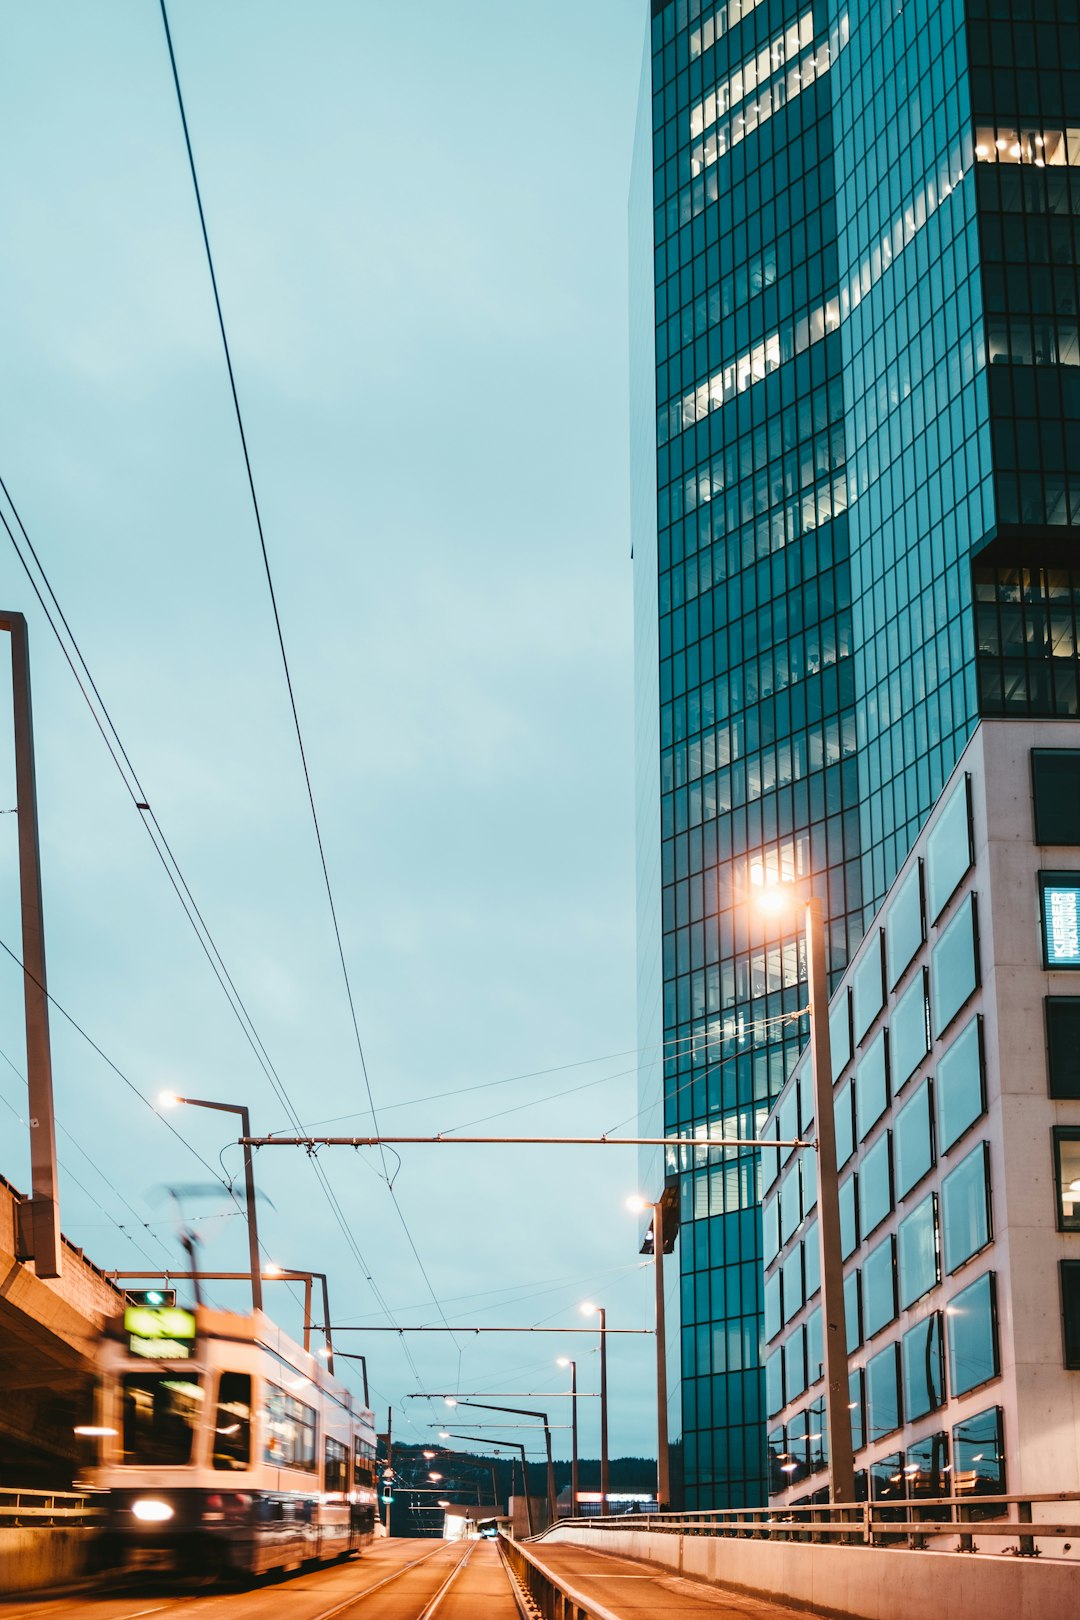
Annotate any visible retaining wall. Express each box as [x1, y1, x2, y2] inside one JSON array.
[[541, 1524, 1080, 1620], [0, 1527, 93, 1593]]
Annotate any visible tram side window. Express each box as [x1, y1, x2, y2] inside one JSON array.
[[263, 1382, 318, 1471], [354, 1433, 376, 1489], [212, 1372, 252, 1471], [325, 1437, 349, 1496]]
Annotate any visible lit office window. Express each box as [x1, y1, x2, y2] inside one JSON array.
[[941, 1143, 992, 1271], [1032, 749, 1080, 844], [947, 1272, 999, 1396], [1052, 1129, 1080, 1232], [1046, 1000, 1080, 1099], [1040, 873, 1080, 969], [891, 969, 930, 1092], [931, 894, 980, 1037], [862, 1236, 897, 1339], [898, 1193, 940, 1308], [887, 861, 925, 990], [866, 1343, 902, 1441], [902, 1314, 945, 1421], [926, 775, 973, 922], [895, 1079, 935, 1199], [952, 1406, 1005, 1500], [936, 1017, 985, 1151]]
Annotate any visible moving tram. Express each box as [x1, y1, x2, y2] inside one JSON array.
[[86, 1299, 378, 1579]]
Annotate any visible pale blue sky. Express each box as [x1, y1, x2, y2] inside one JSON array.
[[0, 0, 655, 1462]]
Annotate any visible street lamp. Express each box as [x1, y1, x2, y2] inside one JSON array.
[[751, 871, 854, 1506], [160, 1093, 262, 1312], [580, 1302, 608, 1512], [627, 1194, 671, 1509], [263, 1264, 335, 1371], [556, 1357, 579, 1519]]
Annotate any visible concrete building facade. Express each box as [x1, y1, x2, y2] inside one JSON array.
[[760, 719, 1080, 1509]]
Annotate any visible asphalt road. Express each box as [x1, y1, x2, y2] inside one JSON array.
[[0, 1538, 521, 1620]]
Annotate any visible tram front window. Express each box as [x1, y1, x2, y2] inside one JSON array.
[[122, 1373, 203, 1466]]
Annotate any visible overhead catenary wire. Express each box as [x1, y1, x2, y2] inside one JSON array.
[[155, 0, 457, 1361]]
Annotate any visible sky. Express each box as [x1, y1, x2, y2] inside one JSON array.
[[0, 0, 654, 1463]]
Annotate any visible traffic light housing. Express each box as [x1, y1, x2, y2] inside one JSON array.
[[125, 1288, 177, 1308]]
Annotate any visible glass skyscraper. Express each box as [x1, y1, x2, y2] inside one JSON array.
[[632, 0, 1080, 1508]]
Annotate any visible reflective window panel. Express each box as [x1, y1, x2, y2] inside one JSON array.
[[947, 1272, 999, 1397], [936, 1016, 985, 1153], [941, 1142, 992, 1272], [931, 893, 980, 1038], [926, 776, 973, 922], [894, 1079, 935, 1200], [898, 1193, 940, 1309], [902, 1313, 945, 1422]]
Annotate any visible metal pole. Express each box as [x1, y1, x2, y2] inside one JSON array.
[[302, 1275, 312, 1353], [806, 893, 854, 1505], [569, 1361, 579, 1519], [446, 1432, 532, 1536], [385, 1407, 392, 1539], [540, 1411, 557, 1528], [599, 1305, 609, 1512], [653, 1202, 670, 1510], [169, 1097, 263, 1311], [2, 612, 60, 1278], [238, 1104, 262, 1312], [318, 1273, 334, 1373]]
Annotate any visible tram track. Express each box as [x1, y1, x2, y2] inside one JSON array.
[[0, 1537, 526, 1620]]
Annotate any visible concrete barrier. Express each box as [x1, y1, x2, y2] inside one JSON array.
[[541, 1524, 1080, 1620], [0, 1527, 94, 1594]]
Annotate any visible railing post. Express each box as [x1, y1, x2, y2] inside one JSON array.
[[958, 1503, 974, 1553], [1017, 1499, 1036, 1558]]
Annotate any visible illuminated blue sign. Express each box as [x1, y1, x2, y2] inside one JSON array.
[[1042, 878, 1080, 968]]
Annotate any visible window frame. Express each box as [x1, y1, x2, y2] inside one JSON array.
[[1052, 1127, 1080, 1234]]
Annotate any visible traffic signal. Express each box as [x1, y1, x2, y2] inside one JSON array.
[[381, 1489, 394, 1505], [125, 1288, 177, 1308]]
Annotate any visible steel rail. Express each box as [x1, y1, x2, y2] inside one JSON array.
[[308, 1539, 466, 1619]]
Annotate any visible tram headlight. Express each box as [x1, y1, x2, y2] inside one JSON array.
[[131, 1499, 174, 1523]]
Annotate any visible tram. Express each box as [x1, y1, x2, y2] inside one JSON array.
[[86, 1299, 378, 1579]]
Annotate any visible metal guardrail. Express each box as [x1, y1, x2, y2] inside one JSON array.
[[534, 1492, 1080, 1558], [0, 1488, 100, 1528], [499, 1535, 618, 1620]]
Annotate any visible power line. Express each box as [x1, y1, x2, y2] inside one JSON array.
[[0, 480, 424, 1395], [156, 0, 456, 1357]]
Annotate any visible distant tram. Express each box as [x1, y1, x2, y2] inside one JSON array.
[[86, 1300, 377, 1579]]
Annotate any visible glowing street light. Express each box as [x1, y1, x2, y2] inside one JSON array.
[[579, 1302, 608, 1510], [556, 1356, 579, 1518], [625, 1193, 671, 1509], [750, 870, 854, 1507]]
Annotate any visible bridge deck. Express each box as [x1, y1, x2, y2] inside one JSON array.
[[523, 1540, 824, 1616]]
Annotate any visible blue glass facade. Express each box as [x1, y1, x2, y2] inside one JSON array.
[[634, 0, 1080, 1509]]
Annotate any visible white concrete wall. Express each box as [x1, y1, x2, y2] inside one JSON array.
[[542, 1524, 1080, 1620], [0, 1528, 93, 1594]]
